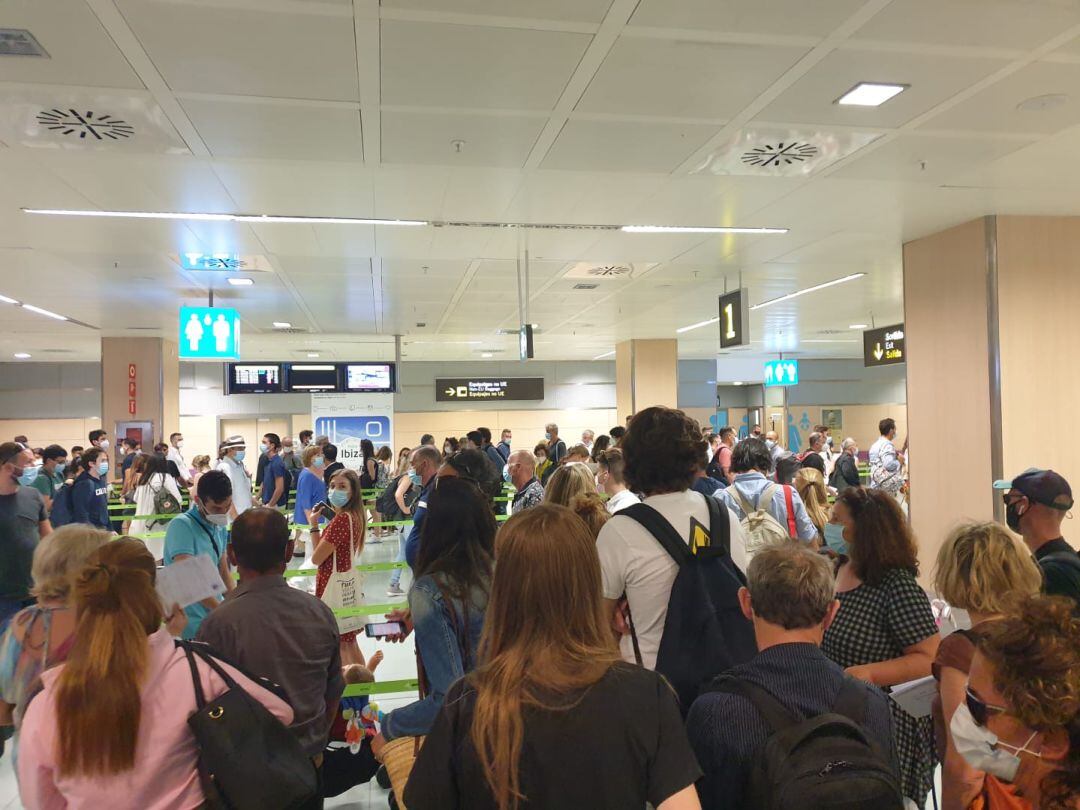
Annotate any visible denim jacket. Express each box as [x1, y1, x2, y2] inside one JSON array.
[[382, 572, 489, 740]]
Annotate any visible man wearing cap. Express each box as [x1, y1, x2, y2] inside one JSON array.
[[216, 436, 253, 519], [995, 468, 1080, 605]]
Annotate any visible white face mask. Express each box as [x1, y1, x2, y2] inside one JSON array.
[[204, 512, 229, 528], [176, 440, 184, 450], [950, 703, 1041, 783]]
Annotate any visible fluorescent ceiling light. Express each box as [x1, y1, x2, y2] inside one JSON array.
[[676, 316, 720, 334], [306, 353, 320, 358], [593, 350, 616, 360], [733, 381, 744, 386], [272, 322, 292, 329], [481, 353, 493, 359], [21, 304, 68, 321], [750, 273, 866, 311], [22, 208, 428, 227], [0, 295, 20, 305], [408, 340, 482, 345], [849, 323, 868, 329], [622, 225, 788, 235], [836, 82, 907, 107], [227, 278, 253, 286], [13, 353, 31, 359]]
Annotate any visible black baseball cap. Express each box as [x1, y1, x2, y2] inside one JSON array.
[[993, 468, 1074, 511]]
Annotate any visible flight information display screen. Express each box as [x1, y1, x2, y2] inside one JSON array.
[[285, 364, 340, 392], [226, 364, 282, 395], [345, 364, 394, 393]]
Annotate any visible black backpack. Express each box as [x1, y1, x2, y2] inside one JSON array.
[[708, 675, 904, 810], [376, 474, 415, 519], [620, 496, 756, 713]]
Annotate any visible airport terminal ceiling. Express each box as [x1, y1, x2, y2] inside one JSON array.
[[4, 0, 1080, 366]]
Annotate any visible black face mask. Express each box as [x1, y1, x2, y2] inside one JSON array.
[[1005, 501, 1023, 533]]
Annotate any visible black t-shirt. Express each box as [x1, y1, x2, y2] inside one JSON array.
[[404, 662, 701, 810], [1035, 538, 1080, 606], [323, 461, 345, 488], [0, 487, 47, 600]]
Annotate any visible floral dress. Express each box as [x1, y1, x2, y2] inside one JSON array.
[[316, 511, 362, 643]]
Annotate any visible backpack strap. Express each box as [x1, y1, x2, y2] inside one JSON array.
[[734, 487, 757, 518], [831, 676, 869, 725], [619, 503, 692, 566], [702, 494, 732, 556], [782, 485, 797, 538], [708, 675, 800, 732]]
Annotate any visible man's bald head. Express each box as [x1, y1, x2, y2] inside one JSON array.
[[508, 449, 535, 472], [230, 507, 291, 573], [507, 448, 536, 489]]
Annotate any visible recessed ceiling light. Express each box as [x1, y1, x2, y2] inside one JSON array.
[[849, 323, 868, 329], [836, 83, 908, 107], [272, 322, 292, 329], [1016, 93, 1067, 112], [481, 353, 493, 358], [750, 273, 866, 311], [307, 353, 320, 358], [227, 277, 253, 286], [622, 225, 787, 235], [21, 304, 68, 321], [733, 381, 744, 386], [13, 353, 31, 359], [677, 316, 721, 334], [593, 350, 616, 360], [22, 209, 428, 227]]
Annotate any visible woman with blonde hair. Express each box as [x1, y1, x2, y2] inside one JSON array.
[[931, 522, 1043, 810], [794, 466, 829, 545], [189, 454, 212, 490], [0, 526, 112, 749], [18, 538, 292, 807], [404, 503, 701, 810], [543, 462, 596, 509]]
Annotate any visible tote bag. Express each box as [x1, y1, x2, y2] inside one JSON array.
[[321, 512, 366, 635]]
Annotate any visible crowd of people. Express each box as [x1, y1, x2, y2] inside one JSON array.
[[0, 409, 1077, 809]]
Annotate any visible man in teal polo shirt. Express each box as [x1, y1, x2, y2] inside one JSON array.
[[164, 469, 234, 639], [29, 445, 67, 512]]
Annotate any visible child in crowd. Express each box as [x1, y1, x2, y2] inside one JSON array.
[[323, 664, 382, 798]]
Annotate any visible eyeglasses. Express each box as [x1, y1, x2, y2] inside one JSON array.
[[966, 687, 1007, 727]]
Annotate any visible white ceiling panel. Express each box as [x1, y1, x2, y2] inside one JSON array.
[[577, 39, 809, 118], [211, 160, 374, 216], [542, 120, 718, 172], [851, 0, 1080, 50], [382, 111, 544, 168], [381, 0, 613, 22], [0, 0, 143, 88], [758, 49, 1008, 128], [115, 1, 360, 101], [829, 133, 1033, 184], [380, 21, 592, 110], [627, 0, 866, 37], [181, 99, 363, 160], [919, 60, 1080, 134]]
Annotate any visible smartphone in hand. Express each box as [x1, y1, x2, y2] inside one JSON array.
[[365, 621, 406, 638]]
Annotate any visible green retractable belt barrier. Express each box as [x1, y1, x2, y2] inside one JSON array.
[[342, 679, 419, 698]]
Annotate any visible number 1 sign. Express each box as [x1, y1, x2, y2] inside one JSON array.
[[718, 289, 750, 349]]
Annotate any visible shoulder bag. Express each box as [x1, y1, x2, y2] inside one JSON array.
[[320, 512, 366, 635]]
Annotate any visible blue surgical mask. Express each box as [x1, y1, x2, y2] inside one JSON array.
[[17, 465, 39, 486], [765, 439, 776, 450], [950, 703, 1041, 783], [329, 488, 350, 508], [544, 432, 552, 441], [235, 450, 246, 462], [55, 462, 67, 475], [97, 461, 110, 477], [260, 443, 269, 454], [503, 467, 512, 483], [824, 523, 848, 556], [408, 469, 422, 487], [314, 456, 325, 468]]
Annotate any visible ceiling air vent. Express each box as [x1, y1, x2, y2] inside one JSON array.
[[36, 109, 134, 141], [40, 348, 75, 354], [271, 326, 308, 335], [572, 283, 599, 290], [0, 29, 48, 57], [741, 142, 818, 169], [817, 328, 846, 335]]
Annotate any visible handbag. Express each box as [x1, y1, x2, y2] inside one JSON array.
[[381, 653, 429, 810], [321, 513, 366, 635], [179, 640, 319, 810]]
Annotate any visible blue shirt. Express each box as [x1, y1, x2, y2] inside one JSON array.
[[163, 505, 228, 639], [404, 480, 433, 569], [70, 471, 110, 529], [687, 643, 898, 810], [714, 472, 819, 542], [261, 454, 287, 506], [293, 468, 327, 527]]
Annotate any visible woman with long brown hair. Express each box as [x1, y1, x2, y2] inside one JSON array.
[[404, 504, 701, 810], [18, 538, 291, 807]]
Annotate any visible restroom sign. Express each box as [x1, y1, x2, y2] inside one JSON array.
[[764, 359, 799, 387], [178, 306, 241, 360]]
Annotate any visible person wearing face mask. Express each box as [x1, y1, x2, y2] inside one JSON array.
[[441, 437, 459, 461], [950, 595, 1080, 810], [534, 442, 552, 483], [930, 522, 1044, 810], [496, 429, 513, 464], [259, 433, 286, 509], [215, 435, 253, 519], [994, 469, 1080, 607], [402, 446, 442, 570], [70, 447, 111, 531], [764, 430, 784, 471], [293, 445, 327, 560], [831, 438, 862, 494], [166, 432, 192, 487], [0, 443, 51, 632], [163, 470, 234, 639], [28, 445, 66, 513], [544, 423, 567, 466], [87, 430, 109, 458]]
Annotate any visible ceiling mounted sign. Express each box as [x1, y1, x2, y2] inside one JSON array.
[[764, 359, 799, 387], [436, 377, 544, 402], [718, 288, 750, 349], [863, 323, 905, 367]]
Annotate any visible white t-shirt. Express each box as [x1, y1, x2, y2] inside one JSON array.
[[596, 490, 747, 670], [216, 456, 253, 515], [166, 446, 189, 480], [606, 489, 641, 514]]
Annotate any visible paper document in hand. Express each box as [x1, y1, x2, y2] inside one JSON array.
[[156, 554, 226, 610], [889, 675, 937, 718]]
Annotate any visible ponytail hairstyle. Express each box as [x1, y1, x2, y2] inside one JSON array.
[[54, 538, 162, 777]]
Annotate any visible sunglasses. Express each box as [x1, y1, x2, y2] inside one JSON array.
[[966, 687, 1007, 727]]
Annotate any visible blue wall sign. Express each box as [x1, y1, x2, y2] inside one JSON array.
[[179, 306, 241, 360], [763, 359, 799, 387], [314, 416, 391, 468]]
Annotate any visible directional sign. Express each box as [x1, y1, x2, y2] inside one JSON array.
[[436, 377, 545, 402], [519, 324, 535, 361], [179, 306, 241, 360], [763, 359, 799, 387], [718, 288, 750, 349], [863, 323, 905, 367]]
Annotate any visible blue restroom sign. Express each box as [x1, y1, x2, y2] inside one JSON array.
[[764, 359, 799, 387], [179, 306, 241, 360]]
